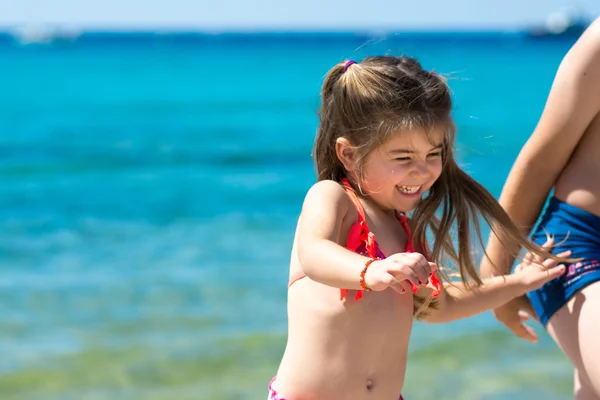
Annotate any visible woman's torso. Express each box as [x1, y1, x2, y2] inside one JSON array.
[[554, 112, 600, 216]]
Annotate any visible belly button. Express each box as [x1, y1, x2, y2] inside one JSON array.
[[366, 377, 374, 391]]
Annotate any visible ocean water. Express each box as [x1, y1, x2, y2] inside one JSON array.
[[0, 31, 578, 399]]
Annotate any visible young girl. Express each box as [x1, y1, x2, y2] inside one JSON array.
[[269, 56, 570, 400], [481, 18, 600, 397]]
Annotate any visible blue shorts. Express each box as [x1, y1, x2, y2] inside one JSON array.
[[528, 197, 600, 326]]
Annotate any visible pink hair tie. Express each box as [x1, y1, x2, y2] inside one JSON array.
[[343, 60, 357, 72]]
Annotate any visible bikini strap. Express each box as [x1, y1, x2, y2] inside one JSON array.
[[396, 211, 414, 253], [340, 178, 376, 256], [341, 178, 367, 224], [396, 212, 435, 261], [340, 178, 377, 301]]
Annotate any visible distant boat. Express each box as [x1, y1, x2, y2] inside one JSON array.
[[9, 24, 81, 45], [526, 11, 591, 39]]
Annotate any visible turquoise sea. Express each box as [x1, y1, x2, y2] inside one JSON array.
[[0, 31, 578, 399]]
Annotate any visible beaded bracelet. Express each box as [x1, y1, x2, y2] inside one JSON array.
[[360, 258, 379, 291]]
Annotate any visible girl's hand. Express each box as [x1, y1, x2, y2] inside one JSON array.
[[513, 238, 571, 292], [364, 252, 435, 293]]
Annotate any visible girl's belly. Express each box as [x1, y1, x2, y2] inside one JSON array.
[[275, 279, 414, 399]]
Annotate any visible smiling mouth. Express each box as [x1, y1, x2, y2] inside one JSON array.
[[397, 185, 422, 194]]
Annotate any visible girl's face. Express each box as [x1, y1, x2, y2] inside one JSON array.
[[358, 128, 444, 212]]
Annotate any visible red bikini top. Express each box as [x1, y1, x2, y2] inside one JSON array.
[[289, 178, 442, 301]]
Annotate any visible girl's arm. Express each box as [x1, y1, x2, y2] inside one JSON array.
[[298, 181, 434, 292], [481, 18, 600, 279], [296, 180, 373, 290], [420, 247, 569, 324]]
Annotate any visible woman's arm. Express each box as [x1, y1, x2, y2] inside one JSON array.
[[479, 19, 600, 341], [481, 18, 600, 279]]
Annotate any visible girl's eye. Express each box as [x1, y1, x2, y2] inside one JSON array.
[[427, 152, 441, 158], [395, 157, 411, 162]]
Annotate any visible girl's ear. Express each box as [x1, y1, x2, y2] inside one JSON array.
[[335, 137, 357, 172]]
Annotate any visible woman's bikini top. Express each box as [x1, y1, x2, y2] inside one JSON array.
[[289, 178, 442, 301]]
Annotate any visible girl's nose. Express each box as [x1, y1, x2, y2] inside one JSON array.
[[410, 161, 430, 179]]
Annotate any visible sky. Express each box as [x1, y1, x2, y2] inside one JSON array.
[[0, 0, 598, 31]]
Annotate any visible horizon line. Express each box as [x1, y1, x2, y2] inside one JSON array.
[[0, 20, 581, 34]]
